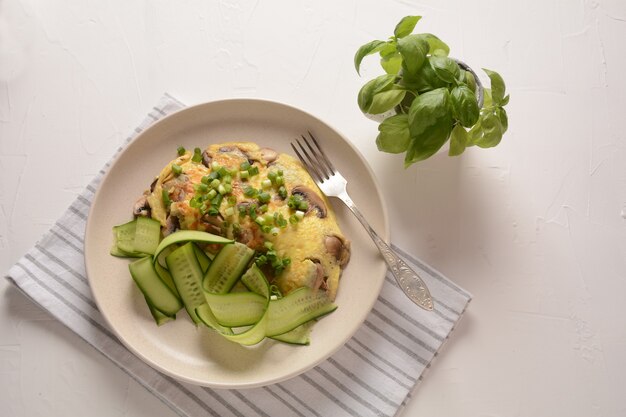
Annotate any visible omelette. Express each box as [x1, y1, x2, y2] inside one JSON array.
[[133, 142, 350, 300]]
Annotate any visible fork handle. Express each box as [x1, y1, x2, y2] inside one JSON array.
[[336, 191, 434, 311]]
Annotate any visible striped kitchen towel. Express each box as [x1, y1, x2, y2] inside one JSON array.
[[5, 94, 472, 417]]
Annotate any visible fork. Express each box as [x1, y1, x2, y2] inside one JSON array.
[[291, 132, 434, 311]]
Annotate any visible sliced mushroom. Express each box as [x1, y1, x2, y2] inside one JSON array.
[[258, 147, 278, 163], [133, 195, 151, 217], [201, 150, 211, 168], [149, 177, 158, 193], [163, 215, 180, 236], [291, 186, 327, 218], [311, 260, 327, 291], [324, 235, 351, 267], [201, 213, 224, 235]]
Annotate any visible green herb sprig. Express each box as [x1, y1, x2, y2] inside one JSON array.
[[355, 15, 509, 167]]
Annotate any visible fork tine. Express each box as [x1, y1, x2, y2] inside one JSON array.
[[307, 131, 336, 174], [300, 135, 331, 180], [295, 137, 329, 181], [301, 135, 330, 180], [291, 140, 323, 183]]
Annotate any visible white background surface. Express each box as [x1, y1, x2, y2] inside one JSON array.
[[1, 1, 625, 416]]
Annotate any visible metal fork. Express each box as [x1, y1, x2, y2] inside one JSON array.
[[291, 132, 434, 311]]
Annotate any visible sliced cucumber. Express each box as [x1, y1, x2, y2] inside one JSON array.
[[240, 264, 269, 296], [192, 243, 211, 273], [270, 321, 314, 345], [146, 298, 175, 326], [266, 288, 337, 337], [114, 220, 139, 254], [154, 260, 179, 298], [110, 244, 145, 258], [154, 230, 232, 265], [203, 242, 254, 294], [204, 292, 266, 327], [129, 256, 182, 317], [133, 217, 162, 255], [165, 242, 208, 324]]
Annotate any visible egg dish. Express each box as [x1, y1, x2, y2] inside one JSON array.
[[133, 142, 350, 300]]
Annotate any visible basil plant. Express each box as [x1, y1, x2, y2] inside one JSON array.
[[355, 16, 509, 167]]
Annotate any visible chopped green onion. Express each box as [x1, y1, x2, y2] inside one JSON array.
[[211, 193, 223, 207], [211, 161, 221, 171], [208, 207, 219, 216], [192, 147, 203, 163], [249, 204, 258, 220], [275, 176, 284, 186], [240, 170, 250, 179], [248, 165, 259, 176], [196, 183, 209, 193], [278, 169, 284, 176], [267, 171, 277, 183], [258, 191, 271, 203], [218, 184, 227, 195], [298, 201, 309, 211], [270, 227, 280, 236], [207, 189, 217, 200], [243, 186, 257, 198], [224, 183, 232, 193], [289, 214, 299, 224], [238, 205, 247, 216], [287, 195, 302, 209], [278, 186, 287, 199], [177, 146, 186, 156], [295, 210, 305, 220], [171, 163, 183, 176], [218, 166, 230, 178], [208, 171, 220, 181], [227, 196, 237, 206], [224, 206, 235, 217], [210, 179, 221, 189], [261, 179, 272, 189], [262, 225, 272, 233], [222, 175, 232, 184], [162, 189, 172, 208], [255, 255, 267, 266], [264, 241, 274, 250], [201, 175, 210, 185], [240, 161, 251, 170], [258, 204, 268, 213]]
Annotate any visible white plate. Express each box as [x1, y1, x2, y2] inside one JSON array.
[[84, 98, 389, 389]]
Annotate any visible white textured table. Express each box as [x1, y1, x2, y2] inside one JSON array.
[[2, 1, 625, 416]]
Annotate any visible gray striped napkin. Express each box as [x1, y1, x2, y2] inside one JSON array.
[[5, 94, 472, 417]]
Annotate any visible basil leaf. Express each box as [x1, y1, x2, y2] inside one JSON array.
[[496, 106, 508, 132], [354, 40, 387, 75], [408, 87, 451, 137], [419, 33, 450, 56], [483, 68, 506, 105], [449, 124, 468, 156], [482, 88, 493, 108], [368, 89, 406, 114], [381, 52, 403, 75], [404, 114, 453, 166], [451, 85, 480, 127], [357, 74, 396, 112], [394, 15, 421, 39], [501, 94, 510, 106], [464, 71, 477, 93], [401, 56, 448, 93], [378, 42, 397, 58], [376, 114, 411, 153], [397, 34, 429, 75], [474, 111, 503, 148], [429, 56, 460, 84]]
